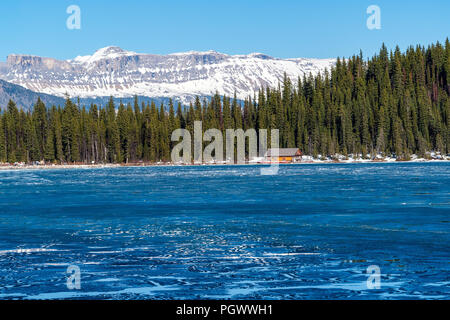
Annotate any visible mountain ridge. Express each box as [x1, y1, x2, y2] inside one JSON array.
[[0, 47, 335, 106], [0, 79, 65, 110], [0, 78, 200, 111]]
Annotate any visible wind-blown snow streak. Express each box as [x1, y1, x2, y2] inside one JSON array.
[[0, 46, 335, 104]]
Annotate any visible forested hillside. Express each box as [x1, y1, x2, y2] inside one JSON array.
[[0, 41, 449, 163]]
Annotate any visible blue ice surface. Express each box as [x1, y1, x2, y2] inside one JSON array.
[[0, 162, 448, 300]]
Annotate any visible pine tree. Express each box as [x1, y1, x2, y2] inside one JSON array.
[[0, 114, 6, 162], [53, 107, 64, 162], [105, 97, 121, 163]]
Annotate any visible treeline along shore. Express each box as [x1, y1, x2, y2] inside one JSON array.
[[0, 41, 449, 165]]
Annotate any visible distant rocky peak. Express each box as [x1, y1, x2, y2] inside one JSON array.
[[91, 46, 133, 58], [6, 54, 72, 71], [71, 46, 137, 65]]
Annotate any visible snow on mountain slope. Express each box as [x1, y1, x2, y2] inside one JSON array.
[[0, 46, 335, 104]]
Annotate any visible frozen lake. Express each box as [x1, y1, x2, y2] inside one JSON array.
[[0, 163, 448, 299]]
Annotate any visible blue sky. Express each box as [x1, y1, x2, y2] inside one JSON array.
[[0, 0, 448, 61]]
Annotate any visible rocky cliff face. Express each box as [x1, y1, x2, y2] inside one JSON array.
[[0, 46, 335, 104]]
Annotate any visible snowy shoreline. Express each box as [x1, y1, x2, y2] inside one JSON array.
[[0, 157, 449, 171]]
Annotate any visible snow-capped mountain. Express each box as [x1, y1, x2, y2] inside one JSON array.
[[0, 46, 335, 104]]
